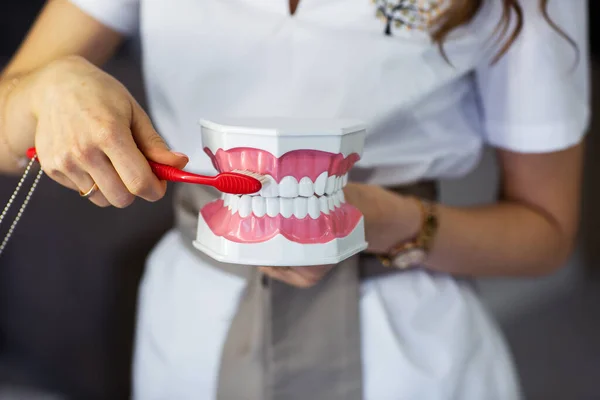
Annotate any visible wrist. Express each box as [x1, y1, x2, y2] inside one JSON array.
[[385, 194, 422, 244], [20, 67, 47, 120], [0, 72, 40, 160], [377, 196, 439, 269], [366, 189, 423, 254], [398, 196, 424, 240], [0, 77, 29, 166]]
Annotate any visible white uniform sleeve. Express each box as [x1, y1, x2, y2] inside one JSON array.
[[475, 0, 590, 153], [68, 0, 139, 36]]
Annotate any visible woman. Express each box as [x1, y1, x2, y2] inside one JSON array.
[[0, 0, 589, 398]]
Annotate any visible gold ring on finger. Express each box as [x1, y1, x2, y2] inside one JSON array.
[[79, 183, 98, 198]]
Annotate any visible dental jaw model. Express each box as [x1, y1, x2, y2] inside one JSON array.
[[194, 118, 368, 266]]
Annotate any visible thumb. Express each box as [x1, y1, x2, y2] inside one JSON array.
[[130, 101, 189, 169]]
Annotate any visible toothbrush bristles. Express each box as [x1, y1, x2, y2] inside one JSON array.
[[232, 170, 268, 183]]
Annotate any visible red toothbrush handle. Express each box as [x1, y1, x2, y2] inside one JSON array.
[[147, 160, 211, 185], [149, 161, 262, 194], [25, 147, 208, 184], [148, 161, 185, 182], [26, 148, 205, 182], [25, 148, 261, 194], [26, 147, 37, 160]]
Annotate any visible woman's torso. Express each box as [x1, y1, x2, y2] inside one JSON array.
[[135, 230, 521, 399], [131, 3, 522, 397], [138, 0, 501, 185]]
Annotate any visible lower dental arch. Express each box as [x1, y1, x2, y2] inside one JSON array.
[[224, 190, 346, 219]]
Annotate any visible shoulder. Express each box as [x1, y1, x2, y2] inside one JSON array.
[[474, 0, 590, 153], [67, 0, 140, 35]]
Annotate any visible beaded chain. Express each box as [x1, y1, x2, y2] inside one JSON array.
[[0, 77, 45, 257], [0, 156, 43, 256]]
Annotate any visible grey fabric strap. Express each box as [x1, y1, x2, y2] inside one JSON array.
[[173, 179, 437, 400]]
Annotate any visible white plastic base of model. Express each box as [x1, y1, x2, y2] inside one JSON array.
[[201, 117, 366, 158], [193, 213, 368, 266]]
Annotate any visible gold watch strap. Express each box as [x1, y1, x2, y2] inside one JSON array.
[[377, 198, 438, 267]]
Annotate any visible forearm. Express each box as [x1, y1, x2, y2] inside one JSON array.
[[424, 201, 576, 277]]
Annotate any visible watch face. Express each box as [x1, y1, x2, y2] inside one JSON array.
[[393, 248, 426, 269]]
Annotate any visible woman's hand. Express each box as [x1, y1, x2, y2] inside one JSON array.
[[24, 55, 188, 207], [259, 182, 422, 288], [258, 265, 334, 289]]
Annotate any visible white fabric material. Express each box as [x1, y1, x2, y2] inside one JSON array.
[[475, 0, 590, 153], [65, 0, 589, 398], [71, 0, 138, 35], [70, 0, 590, 185], [134, 230, 521, 400]]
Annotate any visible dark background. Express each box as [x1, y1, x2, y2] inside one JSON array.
[[1, 1, 169, 398], [0, 2, 599, 399]]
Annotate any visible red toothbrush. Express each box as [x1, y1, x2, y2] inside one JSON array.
[[25, 148, 264, 195]]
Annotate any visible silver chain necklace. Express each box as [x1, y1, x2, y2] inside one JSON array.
[[0, 155, 43, 257]]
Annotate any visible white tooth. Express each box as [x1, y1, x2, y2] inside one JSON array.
[[314, 172, 327, 196], [238, 195, 252, 218], [339, 190, 346, 203], [252, 196, 266, 217], [298, 177, 313, 197], [325, 175, 336, 195], [327, 196, 335, 211], [293, 197, 308, 219], [335, 176, 342, 192], [333, 192, 341, 208], [279, 176, 298, 198], [230, 195, 240, 214], [308, 196, 320, 219], [223, 194, 230, 208], [342, 173, 348, 187], [319, 196, 329, 215], [280, 198, 293, 218], [259, 175, 279, 197], [266, 197, 279, 217]]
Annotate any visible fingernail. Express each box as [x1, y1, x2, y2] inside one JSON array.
[[172, 152, 189, 159]]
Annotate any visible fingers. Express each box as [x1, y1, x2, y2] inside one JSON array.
[[101, 103, 188, 202], [43, 168, 79, 192], [61, 169, 111, 207], [260, 267, 310, 288], [42, 165, 111, 208], [85, 189, 111, 208], [83, 152, 136, 208], [31, 59, 187, 209], [42, 118, 168, 207], [259, 265, 332, 288], [130, 100, 189, 169], [95, 116, 165, 203], [42, 148, 128, 208], [34, 91, 188, 208]]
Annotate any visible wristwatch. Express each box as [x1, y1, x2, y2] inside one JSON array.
[[377, 198, 438, 269]]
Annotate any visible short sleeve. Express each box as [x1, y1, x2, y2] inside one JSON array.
[[68, 0, 139, 36], [475, 0, 591, 153]]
